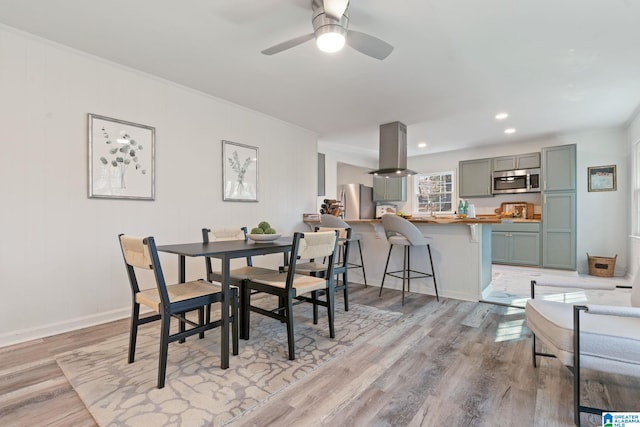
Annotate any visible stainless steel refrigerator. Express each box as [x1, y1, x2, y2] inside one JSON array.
[[341, 184, 375, 220]]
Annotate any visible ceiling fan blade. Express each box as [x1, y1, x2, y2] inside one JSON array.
[[323, 0, 349, 20], [261, 33, 315, 55], [346, 30, 394, 60]]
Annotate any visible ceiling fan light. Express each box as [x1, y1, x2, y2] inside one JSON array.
[[316, 31, 345, 53]]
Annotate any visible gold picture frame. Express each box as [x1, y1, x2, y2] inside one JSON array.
[[587, 165, 616, 192]]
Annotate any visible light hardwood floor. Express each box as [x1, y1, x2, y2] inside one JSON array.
[[1, 286, 638, 426]]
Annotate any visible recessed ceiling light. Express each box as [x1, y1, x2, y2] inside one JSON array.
[[418, 142, 427, 148], [504, 128, 516, 134], [495, 112, 509, 120]]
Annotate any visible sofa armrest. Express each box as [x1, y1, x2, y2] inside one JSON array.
[[530, 279, 616, 298], [584, 304, 640, 318]]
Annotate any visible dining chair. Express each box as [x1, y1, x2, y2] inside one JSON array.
[[379, 214, 439, 305], [242, 230, 339, 360], [320, 214, 368, 287], [201, 227, 274, 286], [525, 273, 640, 425], [291, 226, 352, 324], [119, 234, 239, 389]]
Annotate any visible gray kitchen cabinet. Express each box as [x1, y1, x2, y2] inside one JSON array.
[[492, 222, 541, 266], [373, 176, 406, 202], [542, 144, 576, 191], [493, 152, 541, 172], [542, 192, 576, 269], [541, 143, 576, 270], [459, 158, 493, 197]]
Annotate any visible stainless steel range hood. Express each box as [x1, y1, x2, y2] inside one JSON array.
[[369, 121, 417, 176]]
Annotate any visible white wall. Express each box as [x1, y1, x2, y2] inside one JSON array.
[[0, 26, 318, 346], [317, 144, 376, 211]]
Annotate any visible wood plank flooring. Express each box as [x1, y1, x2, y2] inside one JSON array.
[[1, 286, 638, 426]]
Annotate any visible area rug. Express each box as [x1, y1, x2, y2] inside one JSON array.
[[56, 301, 402, 426]]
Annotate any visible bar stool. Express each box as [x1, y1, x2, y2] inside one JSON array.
[[379, 214, 439, 305], [320, 214, 368, 287]]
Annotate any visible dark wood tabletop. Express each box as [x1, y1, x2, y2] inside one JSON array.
[[156, 237, 292, 369]]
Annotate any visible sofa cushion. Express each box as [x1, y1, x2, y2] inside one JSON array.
[[526, 299, 640, 376]]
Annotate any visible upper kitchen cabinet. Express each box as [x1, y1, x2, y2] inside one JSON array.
[[373, 176, 407, 202], [542, 144, 576, 191], [459, 158, 493, 197], [493, 152, 541, 172]]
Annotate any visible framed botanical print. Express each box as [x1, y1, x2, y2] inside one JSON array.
[[88, 114, 155, 200], [222, 140, 258, 202]]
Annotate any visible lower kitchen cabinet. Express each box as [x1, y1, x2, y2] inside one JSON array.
[[492, 222, 541, 266], [542, 191, 576, 270]]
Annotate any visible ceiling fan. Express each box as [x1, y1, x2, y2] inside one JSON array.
[[261, 0, 394, 60]]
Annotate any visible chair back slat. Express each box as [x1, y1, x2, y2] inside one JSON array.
[[297, 231, 337, 260], [204, 227, 247, 242], [202, 227, 252, 271], [119, 234, 170, 312], [120, 235, 153, 269], [316, 226, 348, 240]]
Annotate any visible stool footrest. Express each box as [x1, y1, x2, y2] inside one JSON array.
[[385, 269, 434, 281]]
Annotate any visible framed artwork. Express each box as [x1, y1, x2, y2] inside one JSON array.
[[88, 114, 155, 200], [222, 140, 258, 202], [588, 165, 616, 192]]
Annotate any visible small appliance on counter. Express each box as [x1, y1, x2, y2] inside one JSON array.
[[376, 204, 397, 218]]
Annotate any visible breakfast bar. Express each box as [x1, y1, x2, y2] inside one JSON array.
[[339, 217, 501, 302]]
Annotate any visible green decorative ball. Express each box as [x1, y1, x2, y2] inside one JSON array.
[[258, 221, 271, 231], [265, 227, 277, 234], [250, 227, 264, 234]]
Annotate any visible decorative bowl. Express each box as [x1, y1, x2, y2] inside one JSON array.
[[247, 233, 281, 242]]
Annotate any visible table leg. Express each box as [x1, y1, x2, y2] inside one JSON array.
[[178, 255, 187, 343], [178, 255, 186, 283], [220, 256, 230, 369]]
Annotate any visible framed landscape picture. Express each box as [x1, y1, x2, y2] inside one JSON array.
[[587, 165, 616, 192], [222, 140, 258, 202], [88, 114, 155, 200]]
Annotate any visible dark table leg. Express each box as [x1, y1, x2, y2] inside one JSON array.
[[178, 255, 186, 283], [220, 256, 230, 369]]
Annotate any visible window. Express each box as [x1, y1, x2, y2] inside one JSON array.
[[413, 171, 454, 215]]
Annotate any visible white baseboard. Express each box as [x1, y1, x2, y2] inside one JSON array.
[[0, 307, 131, 348]]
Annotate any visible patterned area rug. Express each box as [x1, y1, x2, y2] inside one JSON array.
[[56, 300, 401, 426]]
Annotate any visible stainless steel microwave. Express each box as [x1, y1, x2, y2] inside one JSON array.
[[493, 168, 541, 194]]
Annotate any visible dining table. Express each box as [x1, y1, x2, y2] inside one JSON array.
[[156, 237, 292, 369]]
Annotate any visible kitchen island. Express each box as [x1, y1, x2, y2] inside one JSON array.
[[337, 217, 501, 302]]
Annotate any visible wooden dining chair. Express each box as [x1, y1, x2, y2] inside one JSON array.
[[201, 227, 274, 286], [291, 226, 352, 324], [242, 230, 339, 360], [320, 214, 368, 287], [119, 234, 239, 389]]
